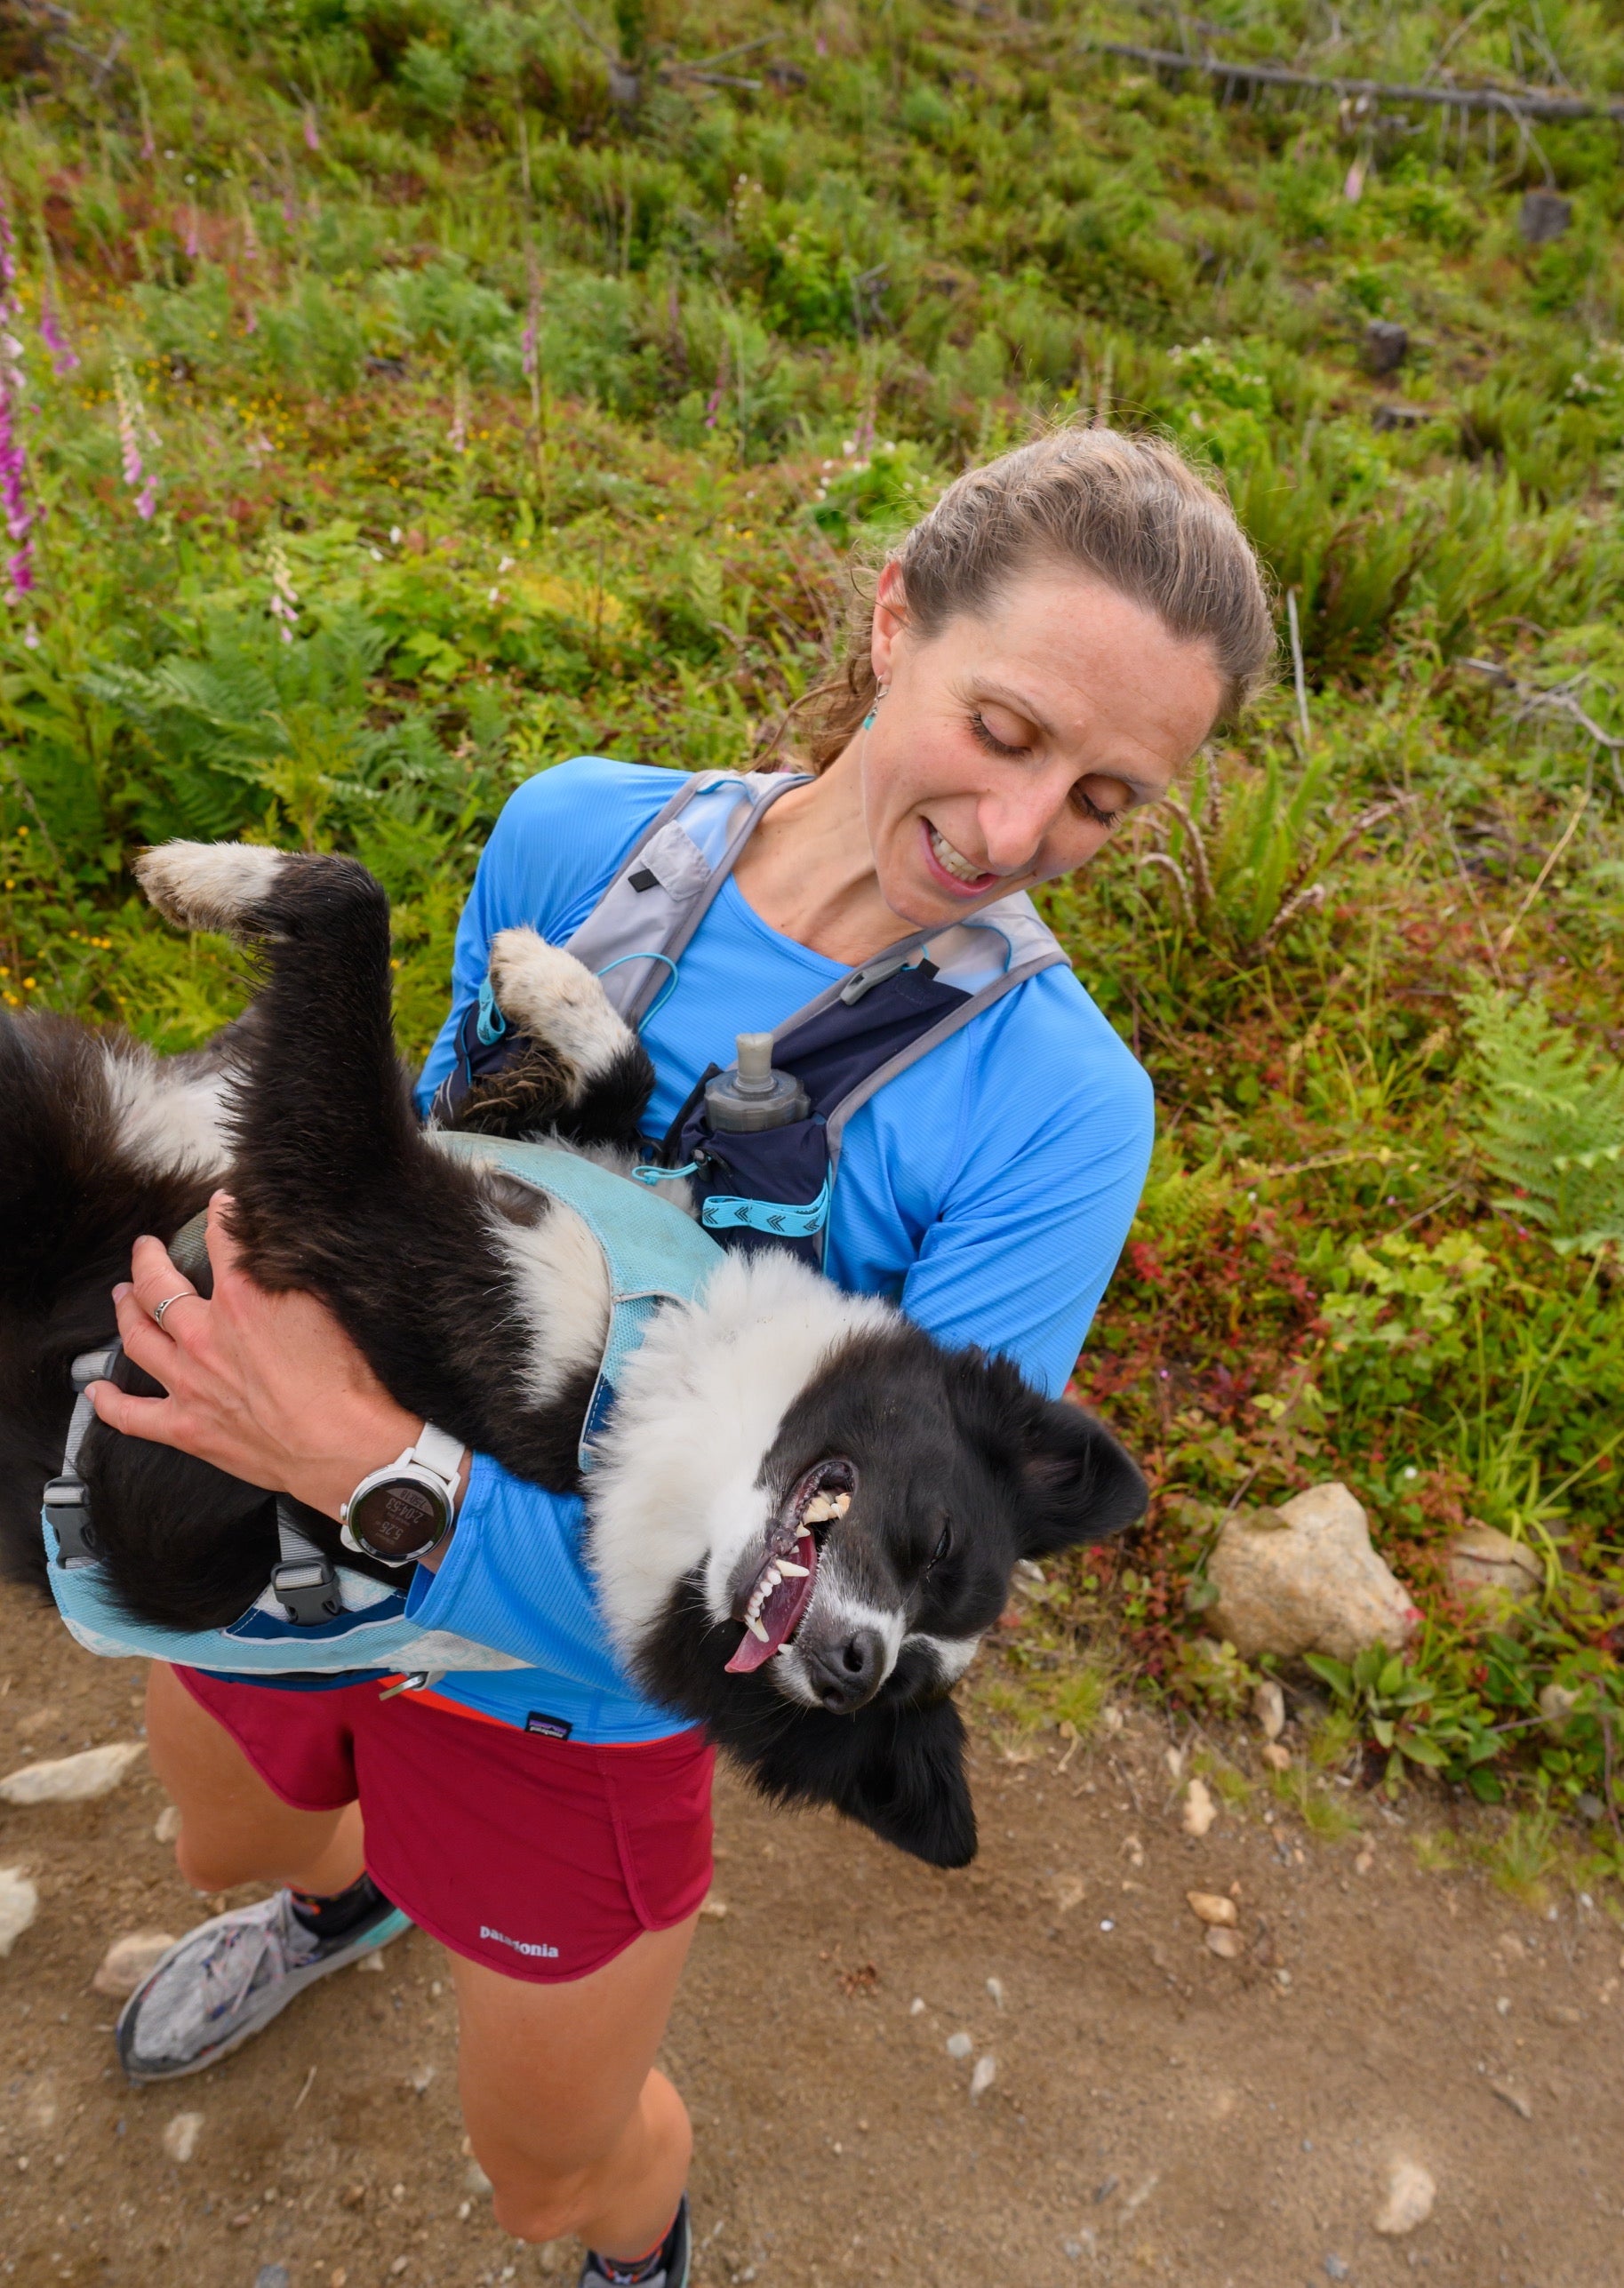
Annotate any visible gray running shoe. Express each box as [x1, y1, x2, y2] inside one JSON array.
[[115, 1887, 410, 2083]]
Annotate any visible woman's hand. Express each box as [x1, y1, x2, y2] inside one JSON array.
[[87, 1191, 452, 1528]]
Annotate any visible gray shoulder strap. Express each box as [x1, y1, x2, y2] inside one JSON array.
[[564, 770, 808, 1026], [823, 894, 1071, 1193]]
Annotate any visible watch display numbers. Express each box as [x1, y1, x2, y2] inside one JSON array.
[[350, 1478, 444, 1558]]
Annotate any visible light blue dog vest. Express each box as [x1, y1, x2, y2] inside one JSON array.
[[44, 1139, 722, 1678]]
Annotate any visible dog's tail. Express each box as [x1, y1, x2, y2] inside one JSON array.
[[0, 1010, 218, 1588]]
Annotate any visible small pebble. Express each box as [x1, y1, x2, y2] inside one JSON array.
[[95, 1931, 179, 1997], [699, 1896, 729, 1920], [0, 1866, 39, 1957], [1253, 1680, 1286, 1740], [946, 2032, 973, 2059], [255, 2269, 290, 2288], [1490, 2079, 1532, 2121], [970, 2054, 996, 2100], [909, 1996, 925, 2015], [1205, 1927, 1244, 1961], [986, 1976, 1004, 2008], [161, 2111, 202, 2164], [1261, 1742, 1292, 1772], [154, 1804, 183, 1844], [1325, 2258, 1350, 2282], [1181, 1777, 1217, 1837], [1373, 2158, 1435, 2236], [1187, 1892, 1237, 1928]]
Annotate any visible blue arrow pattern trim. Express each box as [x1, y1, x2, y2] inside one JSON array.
[[700, 1176, 832, 1238]]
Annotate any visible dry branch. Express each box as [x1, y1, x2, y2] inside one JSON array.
[[1091, 39, 1624, 124]]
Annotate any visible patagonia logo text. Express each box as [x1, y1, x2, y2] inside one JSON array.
[[479, 1924, 559, 1959], [525, 1710, 574, 1740]]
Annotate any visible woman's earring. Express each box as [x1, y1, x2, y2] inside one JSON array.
[[862, 680, 890, 730]]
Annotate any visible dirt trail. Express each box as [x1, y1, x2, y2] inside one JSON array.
[[3, 1577, 1622, 2288]]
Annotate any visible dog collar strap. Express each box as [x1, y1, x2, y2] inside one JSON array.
[[427, 1132, 724, 1475]]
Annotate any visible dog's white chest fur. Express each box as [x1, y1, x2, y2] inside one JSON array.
[[587, 1252, 894, 1654]]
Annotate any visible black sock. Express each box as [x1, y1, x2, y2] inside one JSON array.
[[288, 1869, 391, 1942], [588, 2204, 684, 2284]]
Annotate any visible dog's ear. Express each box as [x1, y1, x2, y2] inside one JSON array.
[[740, 1692, 977, 1868], [832, 1694, 978, 1868], [1008, 1385, 1148, 1560]]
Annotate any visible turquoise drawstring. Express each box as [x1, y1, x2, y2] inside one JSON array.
[[632, 1159, 701, 1185]]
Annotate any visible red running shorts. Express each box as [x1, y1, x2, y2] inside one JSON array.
[[174, 1668, 715, 1983]]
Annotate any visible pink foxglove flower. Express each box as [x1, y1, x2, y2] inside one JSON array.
[[111, 351, 160, 519], [40, 308, 79, 375], [0, 180, 37, 603], [303, 106, 320, 153]]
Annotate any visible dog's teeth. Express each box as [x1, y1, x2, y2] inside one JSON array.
[[803, 1495, 836, 1522], [777, 1559, 809, 1577], [746, 1615, 770, 1642], [830, 1492, 851, 1516]]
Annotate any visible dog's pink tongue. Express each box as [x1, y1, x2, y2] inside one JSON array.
[[724, 1548, 817, 1676], [724, 1628, 778, 1676]]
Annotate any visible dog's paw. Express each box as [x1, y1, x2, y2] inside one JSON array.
[[488, 928, 635, 1088], [135, 842, 290, 936]]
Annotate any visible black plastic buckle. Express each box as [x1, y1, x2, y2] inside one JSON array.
[[44, 1476, 97, 1562], [271, 1559, 342, 1627]]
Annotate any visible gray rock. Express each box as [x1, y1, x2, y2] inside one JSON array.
[[0, 1741, 145, 1804], [1325, 2258, 1350, 2282], [1364, 319, 1408, 375], [1520, 189, 1572, 244], [1208, 1484, 1418, 1663], [1444, 1527, 1542, 1628], [255, 2270, 290, 2288]]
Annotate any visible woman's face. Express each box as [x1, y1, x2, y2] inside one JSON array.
[[858, 560, 1226, 931]]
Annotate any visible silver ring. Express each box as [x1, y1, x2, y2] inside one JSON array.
[[152, 1291, 196, 1331]]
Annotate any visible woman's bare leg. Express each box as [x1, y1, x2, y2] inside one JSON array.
[[147, 1660, 693, 2258], [452, 1916, 699, 2259], [144, 1660, 366, 1896]]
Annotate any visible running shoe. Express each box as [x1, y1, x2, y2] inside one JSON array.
[[579, 2193, 692, 2287], [115, 1885, 409, 2083]]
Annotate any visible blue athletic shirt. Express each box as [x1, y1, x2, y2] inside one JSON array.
[[396, 757, 1153, 1742]]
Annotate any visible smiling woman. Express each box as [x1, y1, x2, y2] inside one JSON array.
[[92, 424, 1272, 2288]]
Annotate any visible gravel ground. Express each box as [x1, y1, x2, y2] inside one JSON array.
[[4, 1576, 1624, 2288]]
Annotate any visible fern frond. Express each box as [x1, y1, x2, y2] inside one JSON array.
[[1463, 985, 1624, 1252]]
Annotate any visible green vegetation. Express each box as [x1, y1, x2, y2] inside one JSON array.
[[2, 1, 1621, 1860]]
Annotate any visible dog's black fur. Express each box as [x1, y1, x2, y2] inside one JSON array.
[[0, 844, 1147, 1867]]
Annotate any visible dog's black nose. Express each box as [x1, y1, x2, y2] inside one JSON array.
[[805, 1625, 886, 1712]]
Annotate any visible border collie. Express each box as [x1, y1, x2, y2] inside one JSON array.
[[0, 842, 1146, 1866]]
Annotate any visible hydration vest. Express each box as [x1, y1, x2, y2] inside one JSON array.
[[42, 1140, 722, 1680], [433, 770, 1070, 1264]]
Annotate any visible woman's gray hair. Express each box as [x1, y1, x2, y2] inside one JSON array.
[[796, 425, 1276, 770]]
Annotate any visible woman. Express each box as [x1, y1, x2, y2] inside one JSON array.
[[91, 428, 1271, 2287]]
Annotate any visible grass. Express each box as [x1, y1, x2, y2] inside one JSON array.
[[3, 0, 1624, 1845]]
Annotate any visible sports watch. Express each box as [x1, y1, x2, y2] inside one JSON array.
[[339, 1423, 468, 1566]]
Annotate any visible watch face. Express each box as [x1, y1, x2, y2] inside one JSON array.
[[348, 1476, 447, 1561]]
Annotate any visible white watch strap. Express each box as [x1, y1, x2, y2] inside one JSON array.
[[412, 1422, 466, 1486]]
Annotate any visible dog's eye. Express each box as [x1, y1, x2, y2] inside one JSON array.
[[925, 1520, 952, 1571]]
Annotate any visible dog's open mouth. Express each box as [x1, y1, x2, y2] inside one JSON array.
[[724, 1459, 853, 1676]]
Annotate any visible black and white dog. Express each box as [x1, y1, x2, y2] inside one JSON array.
[[0, 841, 1146, 1866]]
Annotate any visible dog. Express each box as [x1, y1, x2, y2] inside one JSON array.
[[0, 841, 1147, 1866]]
